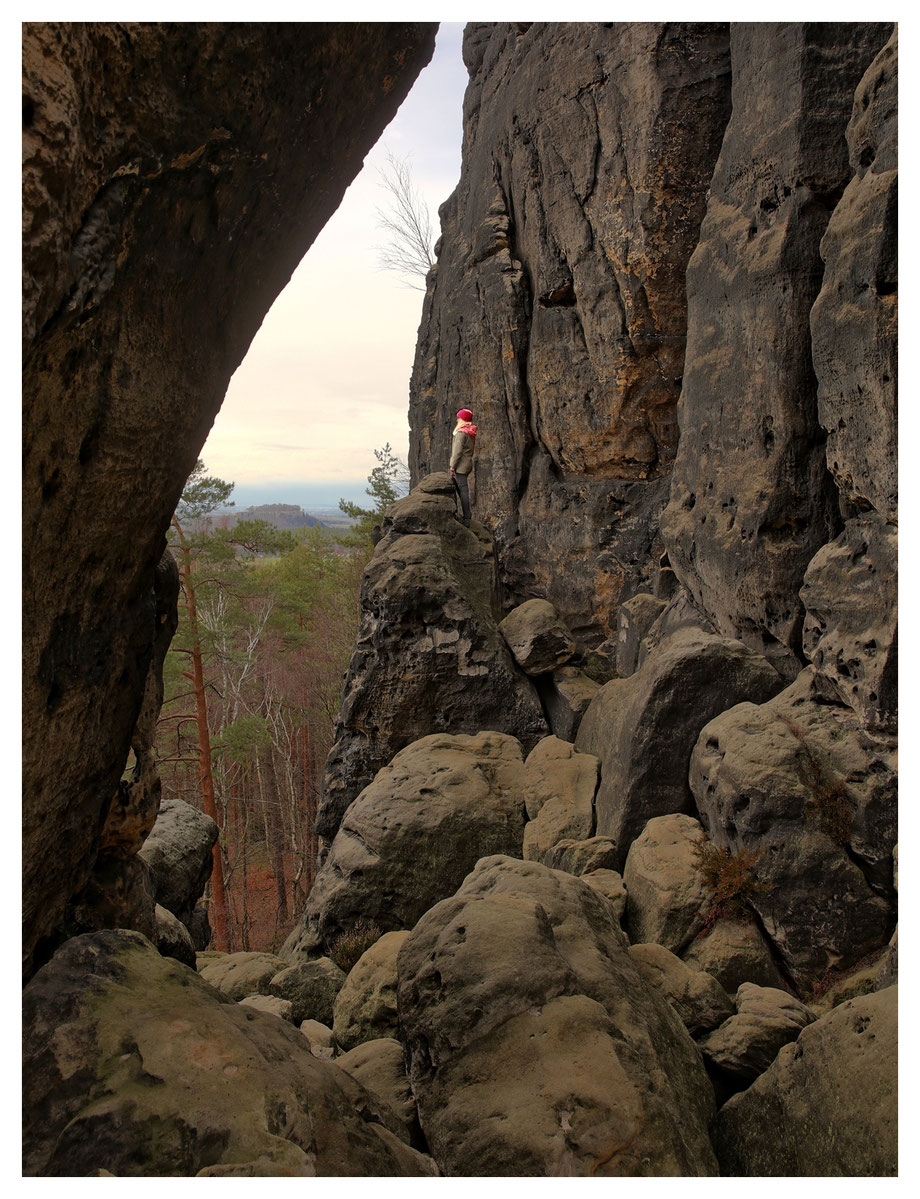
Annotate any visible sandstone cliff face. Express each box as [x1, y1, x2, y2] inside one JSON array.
[[810, 30, 897, 523], [804, 28, 898, 732], [409, 22, 732, 644], [659, 23, 891, 677], [22, 21, 436, 973]]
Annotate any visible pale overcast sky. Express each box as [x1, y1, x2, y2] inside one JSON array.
[[200, 23, 467, 510]]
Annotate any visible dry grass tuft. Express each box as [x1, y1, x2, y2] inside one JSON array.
[[328, 919, 383, 974]]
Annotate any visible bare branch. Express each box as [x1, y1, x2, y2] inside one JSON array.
[[375, 149, 435, 290]]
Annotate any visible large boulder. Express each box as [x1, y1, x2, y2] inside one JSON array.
[[536, 666, 600, 742], [299, 1020, 335, 1061], [138, 797, 218, 929], [576, 631, 781, 868], [198, 951, 287, 1003], [660, 22, 892, 677], [286, 733, 528, 955], [22, 930, 437, 1176], [154, 903, 196, 969], [397, 856, 718, 1176], [408, 24, 732, 645], [714, 988, 897, 1176], [810, 31, 897, 522], [699, 983, 814, 1082], [269, 957, 346, 1027], [542, 836, 619, 876], [627, 943, 734, 1039], [335, 1039, 420, 1148], [623, 814, 711, 954], [690, 669, 896, 987], [333, 931, 409, 1053], [682, 919, 787, 997], [521, 736, 598, 862], [22, 21, 436, 978], [499, 599, 576, 675], [239, 994, 294, 1024], [316, 478, 547, 842]]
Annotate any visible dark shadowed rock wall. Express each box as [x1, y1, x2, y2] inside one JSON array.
[[22, 21, 436, 975], [659, 22, 891, 678], [409, 22, 732, 644]]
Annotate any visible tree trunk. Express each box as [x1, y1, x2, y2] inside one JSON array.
[[259, 746, 289, 926], [172, 517, 231, 952], [236, 768, 251, 951]]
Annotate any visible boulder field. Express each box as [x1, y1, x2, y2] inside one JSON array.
[[23, 20, 897, 1178]]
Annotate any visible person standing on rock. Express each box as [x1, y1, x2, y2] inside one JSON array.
[[450, 408, 477, 526]]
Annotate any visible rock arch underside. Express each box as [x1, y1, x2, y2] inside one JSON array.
[[23, 21, 897, 1177]]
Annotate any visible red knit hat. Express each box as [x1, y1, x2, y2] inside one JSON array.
[[456, 409, 473, 421]]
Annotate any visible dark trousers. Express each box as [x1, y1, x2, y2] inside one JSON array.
[[453, 472, 471, 523]]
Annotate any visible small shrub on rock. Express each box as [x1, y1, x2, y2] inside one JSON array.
[[692, 838, 771, 934], [329, 920, 383, 974]]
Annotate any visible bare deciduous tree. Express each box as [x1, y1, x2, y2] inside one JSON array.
[[376, 149, 435, 289]]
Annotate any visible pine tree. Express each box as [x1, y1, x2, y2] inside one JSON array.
[[338, 443, 409, 546]]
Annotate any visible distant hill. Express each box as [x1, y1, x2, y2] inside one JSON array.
[[213, 503, 325, 531]]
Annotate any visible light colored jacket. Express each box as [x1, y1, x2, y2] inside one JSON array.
[[450, 428, 475, 474]]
